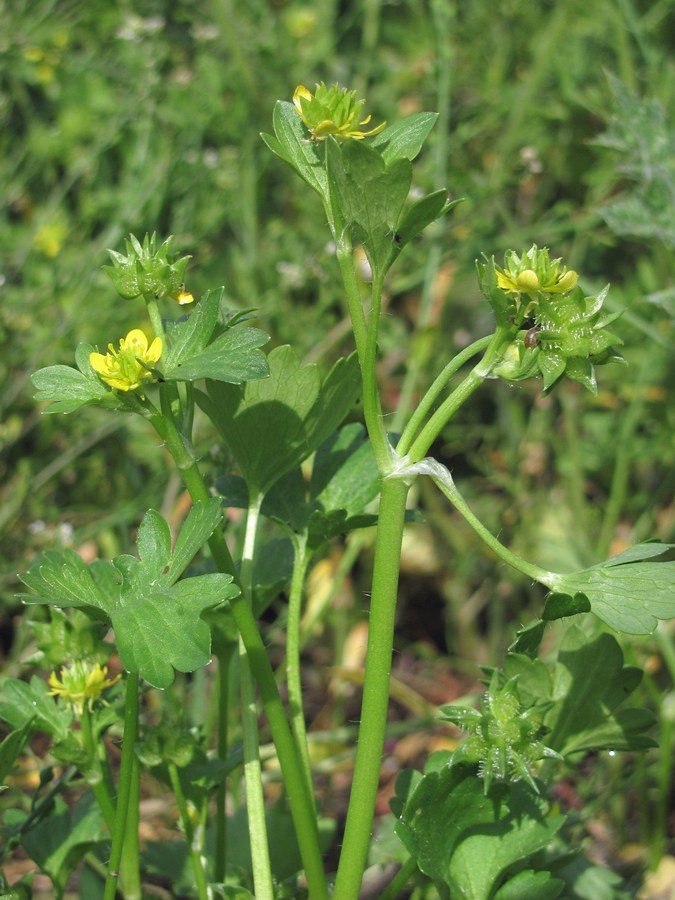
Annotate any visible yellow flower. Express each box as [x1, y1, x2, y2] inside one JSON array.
[[90, 328, 162, 392], [496, 247, 579, 296], [292, 82, 386, 141], [169, 286, 194, 305], [48, 661, 121, 714]]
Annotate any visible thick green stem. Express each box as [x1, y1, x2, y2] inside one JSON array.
[[103, 672, 140, 900], [151, 395, 327, 898], [332, 476, 410, 898], [335, 240, 391, 472], [168, 762, 209, 900], [239, 492, 274, 900], [120, 755, 141, 900], [286, 537, 314, 796]]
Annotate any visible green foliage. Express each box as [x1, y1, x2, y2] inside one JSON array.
[[19, 500, 237, 688], [546, 541, 675, 634], [395, 761, 565, 900], [595, 75, 675, 248], [2, 3, 674, 897], [198, 346, 361, 497]]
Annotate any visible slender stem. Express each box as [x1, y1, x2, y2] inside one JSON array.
[[379, 855, 419, 900], [397, 335, 493, 456], [103, 672, 140, 900], [239, 492, 274, 900], [168, 763, 209, 900], [215, 645, 235, 882], [79, 707, 116, 830], [144, 294, 165, 342], [429, 464, 551, 584], [407, 331, 507, 463], [332, 476, 410, 899], [151, 392, 328, 899], [286, 536, 314, 796]]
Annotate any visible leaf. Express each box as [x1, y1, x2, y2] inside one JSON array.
[[167, 497, 224, 582], [162, 325, 270, 384], [546, 541, 675, 634], [19, 550, 116, 614], [545, 625, 656, 756], [260, 423, 380, 546], [326, 139, 412, 274], [0, 720, 34, 783], [0, 677, 72, 741], [162, 288, 223, 370], [395, 191, 460, 251], [493, 870, 564, 900], [20, 794, 106, 894], [111, 572, 238, 689], [18, 504, 236, 689], [31, 362, 114, 414], [396, 764, 564, 900], [199, 347, 360, 497], [370, 112, 439, 164], [264, 100, 329, 201], [542, 591, 591, 620]]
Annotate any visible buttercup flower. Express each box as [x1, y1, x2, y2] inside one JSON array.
[[49, 661, 120, 714], [292, 83, 386, 141], [496, 246, 578, 296], [90, 328, 162, 392]]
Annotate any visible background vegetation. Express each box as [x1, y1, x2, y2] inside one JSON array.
[[1, 0, 674, 892]]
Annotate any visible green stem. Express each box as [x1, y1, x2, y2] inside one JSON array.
[[397, 335, 493, 456], [379, 855, 419, 900], [286, 536, 314, 797], [103, 672, 140, 900], [144, 294, 165, 341], [428, 463, 551, 584], [335, 240, 391, 472], [215, 645, 235, 882], [332, 476, 410, 898], [152, 394, 327, 898], [79, 707, 116, 830], [168, 762, 209, 900], [239, 492, 274, 900], [120, 754, 141, 900], [406, 331, 506, 462]]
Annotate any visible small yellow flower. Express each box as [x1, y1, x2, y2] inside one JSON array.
[[169, 285, 194, 305], [292, 82, 386, 141], [48, 661, 121, 714], [496, 247, 579, 296], [90, 328, 162, 392]]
